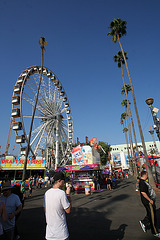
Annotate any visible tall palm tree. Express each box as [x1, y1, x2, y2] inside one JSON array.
[[122, 84, 141, 172], [108, 19, 155, 187], [121, 113, 130, 154], [121, 113, 133, 173], [22, 37, 47, 180], [114, 50, 141, 172], [121, 99, 136, 173], [121, 84, 131, 95]]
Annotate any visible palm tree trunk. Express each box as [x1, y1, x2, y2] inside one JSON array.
[[125, 105, 136, 175], [121, 63, 136, 174], [123, 121, 133, 173], [117, 34, 156, 188], [22, 47, 44, 180], [126, 91, 142, 173], [121, 62, 141, 173]]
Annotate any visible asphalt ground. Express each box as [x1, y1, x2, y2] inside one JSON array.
[[16, 177, 160, 240]]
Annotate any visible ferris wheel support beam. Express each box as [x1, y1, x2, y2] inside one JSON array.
[[22, 37, 46, 181]]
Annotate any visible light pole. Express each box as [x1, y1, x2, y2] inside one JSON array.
[[149, 127, 158, 153], [145, 98, 160, 141]]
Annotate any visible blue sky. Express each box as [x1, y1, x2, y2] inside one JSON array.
[[0, 0, 160, 155]]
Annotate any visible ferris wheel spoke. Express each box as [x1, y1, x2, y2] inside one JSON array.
[[48, 78, 52, 100], [30, 122, 46, 143], [33, 125, 47, 154], [47, 122, 56, 142], [30, 119, 52, 148], [22, 95, 45, 116], [61, 107, 66, 113], [38, 90, 56, 117], [61, 122, 69, 132], [59, 131, 66, 154], [25, 81, 38, 100], [26, 76, 52, 115], [59, 124, 69, 143], [41, 77, 51, 101], [23, 115, 46, 119]]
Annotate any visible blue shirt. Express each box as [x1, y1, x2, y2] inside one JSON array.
[[0, 193, 21, 230]]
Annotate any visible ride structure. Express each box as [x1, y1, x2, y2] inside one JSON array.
[[11, 39, 73, 172]]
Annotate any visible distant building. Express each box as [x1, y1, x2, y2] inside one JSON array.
[[110, 141, 160, 170]]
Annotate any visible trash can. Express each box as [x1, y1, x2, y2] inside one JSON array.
[[85, 185, 91, 195]]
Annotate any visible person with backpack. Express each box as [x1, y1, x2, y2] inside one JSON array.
[[139, 171, 160, 238]]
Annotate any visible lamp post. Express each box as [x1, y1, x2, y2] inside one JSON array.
[[149, 127, 158, 153], [145, 98, 160, 141]]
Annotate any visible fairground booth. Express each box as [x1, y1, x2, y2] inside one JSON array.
[[66, 145, 101, 194], [0, 155, 45, 186]]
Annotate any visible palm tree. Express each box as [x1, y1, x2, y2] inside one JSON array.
[[121, 99, 135, 172], [114, 50, 141, 172], [122, 84, 142, 172], [121, 113, 130, 154], [108, 19, 155, 187], [121, 84, 131, 95], [114, 51, 141, 172], [121, 113, 133, 173], [22, 37, 47, 180]]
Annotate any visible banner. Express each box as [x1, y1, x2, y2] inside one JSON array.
[[72, 145, 100, 165], [112, 154, 121, 167], [0, 156, 45, 170], [66, 164, 100, 171]]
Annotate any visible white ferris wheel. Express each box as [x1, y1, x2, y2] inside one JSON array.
[[11, 65, 73, 169]]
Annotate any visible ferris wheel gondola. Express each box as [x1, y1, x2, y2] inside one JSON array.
[[11, 65, 73, 168]]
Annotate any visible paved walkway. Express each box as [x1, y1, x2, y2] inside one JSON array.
[[17, 177, 160, 240]]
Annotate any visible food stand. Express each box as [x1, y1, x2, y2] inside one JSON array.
[[66, 145, 101, 194]]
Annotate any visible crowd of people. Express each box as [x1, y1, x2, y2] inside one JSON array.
[[94, 170, 129, 191], [2, 168, 160, 239]]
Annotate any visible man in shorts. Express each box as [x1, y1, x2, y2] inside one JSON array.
[[44, 172, 71, 240]]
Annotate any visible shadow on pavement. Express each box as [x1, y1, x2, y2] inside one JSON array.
[[17, 207, 46, 240], [17, 205, 128, 240], [67, 207, 128, 240]]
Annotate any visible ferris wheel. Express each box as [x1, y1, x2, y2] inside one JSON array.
[[11, 65, 73, 168]]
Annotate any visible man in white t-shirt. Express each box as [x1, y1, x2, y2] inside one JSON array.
[[44, 172, 71, 240]]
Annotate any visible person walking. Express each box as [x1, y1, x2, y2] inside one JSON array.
[[36, 175, 39, 188], [139, 170, 160, 238], [44, 172, 71, 240], [0, 181, 22, 240], [44, 175, 49, 188], [106, 176, 112, 190], [28, 178, 33, 197], [38, 176, 43, 188], [20, 179, 26, 199]]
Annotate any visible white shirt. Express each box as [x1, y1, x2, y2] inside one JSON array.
[[44, 188, 70, 240], [45, 176, 49, 182]]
